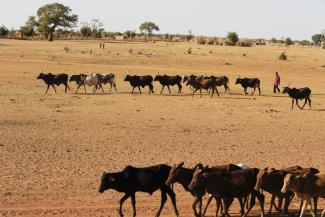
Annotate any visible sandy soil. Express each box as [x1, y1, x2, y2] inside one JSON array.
[[0, 39, 325, 217]]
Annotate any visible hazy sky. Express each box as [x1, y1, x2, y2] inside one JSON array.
[[0, 0, 324, 40]]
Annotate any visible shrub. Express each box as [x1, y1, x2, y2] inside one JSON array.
[[0, 25, 9, 38], [226, 32, 239, 45], [279, 52, 287, 60], [300, 40, 312, 46], [196, 36, 206, 45], [270, 37, 277, 43], [207, 37, 215, 45], [80, 26, 92, 38], [285, 37, 293, 46], [187, 47, 192, 54], [64, 46, 70, 53], [124, 30, 136, 39]]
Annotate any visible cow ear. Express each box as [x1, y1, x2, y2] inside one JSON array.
[[177, 162, 184, 168]]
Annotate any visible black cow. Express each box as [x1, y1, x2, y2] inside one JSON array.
[[282, 85, 311, 109], [69, 74, 87, 93], [99, 164, 179, 217], [37, 72, 70, 94], [235, 77, 261, 95], [154, 74, 182, 94], [124, 74, 154, 94]]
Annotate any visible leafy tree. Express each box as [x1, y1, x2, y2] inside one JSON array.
[[311, 34, 324, 46], [186, 30, 193, 42], [19, 16, 37, 37], [81, 19, 104, 38], [0, 25, 9, 38], [124, 30, 136, 38], [300, 40, 311, 46], [226, 32, 239, 45], [28, 3, 78, 41], [139, 21, 159, 38], [285, 37, 293, 46], [80, 26, 92, 38], [270, 37, 277, 43]]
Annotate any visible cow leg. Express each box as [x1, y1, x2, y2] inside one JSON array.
[[177, 84, 182, 94], [200, 88, 202, 98], [75, 84, 82, 93], [192, 197, 201, 217], [283, 192, 294, 215], [119, 193, 130, 217], [114, 83, 117, 92], [160, 85, 165, 94], [83, 85, 86, 93], [223, 197, 233, 217], [296, 99, 303, 110], [215, 87, 219, 97], [132, 86, 135, 93], [210, 87, 214, 98], [44, 85, 50, 95], [322, 209, 325, 217], [299, 200, 307, 217], [108, 83, 112, 92], [155, 190, 168, 217], [244, 88, 248, 95], [167, 85, 171, 94], [268, 195, 275, 216], [301, 98, 308, 109], [202, 195, 213, 217], [238, 197, 245, 216], [258, 86, 261, 95], [64, 84, 68, 93], [313, 197, 318, 217], [291, 99, 294, 109], [51, 84, 57, 93], [251, 87, 256, 95], [99, 84, 104, 93], [192, 88, 198, 97], [277, 195, 283, 214], [138, 86, 142, 94], [131, 193, 136, 217], [166, 187, 179, 217], [149, 84, 154, 94]]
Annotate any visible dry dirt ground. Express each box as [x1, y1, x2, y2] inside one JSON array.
[[0, 39, 325, 217]]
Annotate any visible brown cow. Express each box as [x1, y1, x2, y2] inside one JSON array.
[[189, 167, 265, 217], [186, 76, 219, 98], [165, 162, 242, 217], [281, 173, 325, 217], [255, 167, 294, 216]]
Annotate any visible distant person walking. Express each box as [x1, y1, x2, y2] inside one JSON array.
[[100, 43, 102, 50], [273, 71, 281, 93], [102, 43, 105, 50]]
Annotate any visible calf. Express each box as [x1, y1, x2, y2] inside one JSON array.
[[165, 162, 242, 217], [281, 173, 325, 217], [189, 167, 265, 217], [97, 73, 117, 92], [99, 164, 178, 217], [154, 74, 182, 94], [282, 85, 311, 109], [124, 74, 154, 94], [235, 76, 261, 95], [37, 72, 70, 94], [69, 74, 87, 93]]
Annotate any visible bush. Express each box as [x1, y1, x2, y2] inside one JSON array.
[[124, 30, 136, 39], [64, 46, 70, 53], [187, 47, 192, 54], [279, 52, 287, 60], [80, 26, 92, 38], [207, 37, 215, 45], [285, 37, 293, 46], [270, 37, 277, 43], [226, 32, 239, 45], [196, 36, 206, 45], [0, 25, 9, 38], [300, 40, 312, 46]]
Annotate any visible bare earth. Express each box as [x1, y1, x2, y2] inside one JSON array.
[[0, 39, 325, 217]]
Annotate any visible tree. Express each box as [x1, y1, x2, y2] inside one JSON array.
[[186, 30, 193, 42], [81, 19, 104, 38], [28, 3, 78, 41], [0, 25, 9, 38], [226, 32, 239, 45], [285, 37, 293, 46], [270, 37, 277, 43], [139, 21, 159, 38], [80, 26, 92, 38], [19, 16, 37, 38], [124, 30, 136, 39], [311, 34, 324, 46]]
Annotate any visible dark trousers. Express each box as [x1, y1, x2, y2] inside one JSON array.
[[273, 85, 280, 93]]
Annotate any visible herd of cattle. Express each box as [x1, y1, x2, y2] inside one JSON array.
[[99, 163, 324, 217], [36, 71, 312, 109]]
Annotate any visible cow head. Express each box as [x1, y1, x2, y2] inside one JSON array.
[[255, 167, 270, 191], [183, 75, 189, 83], [37, 72, 44, 80], [165, 162, 184, 186], [282, 82, 290, 94], [281, 174, 295, 193], [124, 75, 131, 82], [188, 166, 208, 192], [154, 72, 161, 81], [98, 172, 117, 193]]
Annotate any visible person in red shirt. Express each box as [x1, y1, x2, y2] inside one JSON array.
[[273, 71, 281, 93]]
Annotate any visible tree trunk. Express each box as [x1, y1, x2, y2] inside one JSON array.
[[48, 32, 54, 41]]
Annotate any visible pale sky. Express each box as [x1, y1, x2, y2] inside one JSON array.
[[0, 0, 324, 40]]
